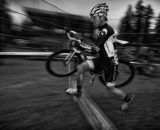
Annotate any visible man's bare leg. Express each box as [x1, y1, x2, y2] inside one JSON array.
[[76, 61, 92, 94]]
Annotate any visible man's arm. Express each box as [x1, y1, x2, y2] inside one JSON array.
[[79, 41, 100, 54], [103, 35, 118, 65]]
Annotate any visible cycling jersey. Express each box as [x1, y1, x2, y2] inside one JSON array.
[[94, 23, 118, 83], [80, 23, 118, 64], [78, 23, 118, 84], [92, 23, 119, 84], [96, 23, 117, 61]]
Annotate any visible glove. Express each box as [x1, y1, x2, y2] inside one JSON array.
[[91, 45, 100, 54], [72, 41, 84, 51], [90, 47, 97, 54]]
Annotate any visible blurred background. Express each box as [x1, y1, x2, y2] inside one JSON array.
[[0, 0, 160, 130], [0, 0, 160, 62]]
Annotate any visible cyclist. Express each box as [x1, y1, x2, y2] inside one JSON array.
[[66, 3, 134, 110]]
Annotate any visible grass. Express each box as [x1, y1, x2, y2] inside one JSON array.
[[0, 58, 160, 130]]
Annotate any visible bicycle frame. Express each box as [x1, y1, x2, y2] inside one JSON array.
[[46, 30, 135, 88]]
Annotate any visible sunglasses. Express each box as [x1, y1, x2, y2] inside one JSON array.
[[90, 15, 99, 22]]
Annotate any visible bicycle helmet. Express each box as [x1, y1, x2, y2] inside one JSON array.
[[90, 3, 109, 17]]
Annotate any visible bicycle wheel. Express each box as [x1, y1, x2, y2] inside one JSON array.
[[46, 49, 80, 77], [98, 59, 135, 88]]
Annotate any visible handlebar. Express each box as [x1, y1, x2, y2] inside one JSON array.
[[65, 29, 100, 53], [66, 30, 81, 43]]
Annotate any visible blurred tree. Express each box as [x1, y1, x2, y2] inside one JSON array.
[[118, 0, 155, 44], [155, 13, 160, 42], [144, 5, 154, 33], [143, 5, 154, 44], [118, 0, 157, 61], [133, 0, 155, 59], [0, 0, 9, 64], [0, 0, 12, 45], [134, 0, 146, 43], [118, 5, 135, 41]]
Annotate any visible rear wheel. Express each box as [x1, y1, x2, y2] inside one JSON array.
[[98, 59, 135, 88]]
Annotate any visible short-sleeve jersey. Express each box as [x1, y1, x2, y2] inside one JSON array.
[[95, 23, 116, 60]]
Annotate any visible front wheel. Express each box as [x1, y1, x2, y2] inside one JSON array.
[[98, 59, 135, 88], [46, 49, 81, 77]]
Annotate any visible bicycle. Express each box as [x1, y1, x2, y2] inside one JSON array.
[[46, 30, 135, 88]]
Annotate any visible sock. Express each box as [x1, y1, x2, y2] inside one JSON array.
[[77, 86, 82, 93]]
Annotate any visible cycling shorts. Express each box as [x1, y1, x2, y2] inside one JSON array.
[[87, 57, 117, 82], [87, 58, 110, 73]]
